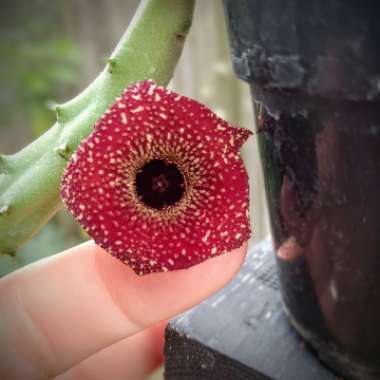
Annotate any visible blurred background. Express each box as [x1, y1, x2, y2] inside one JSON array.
[[0, 0, 269, 376]]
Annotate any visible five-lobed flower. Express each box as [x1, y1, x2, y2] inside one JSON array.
[[61, 80, 251, 275]]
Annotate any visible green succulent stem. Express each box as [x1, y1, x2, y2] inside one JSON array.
[[0, 0, 195, 256]]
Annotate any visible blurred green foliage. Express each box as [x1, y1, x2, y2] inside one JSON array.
[[0, 37, 80, 136], [0, 0, 80, 136], [0, 0, 85, 275]]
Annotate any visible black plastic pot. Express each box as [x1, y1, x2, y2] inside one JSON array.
[[224, 1, 380, 379]]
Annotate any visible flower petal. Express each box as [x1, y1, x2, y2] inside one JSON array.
[[61, 80, 251, 275]]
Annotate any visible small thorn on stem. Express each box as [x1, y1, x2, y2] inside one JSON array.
[[0, 205, 10, 216], [55, 106, 64, 122], [107, 58, 117, 74], [55, 143, 71, 160], [48, 102, 65, 123]]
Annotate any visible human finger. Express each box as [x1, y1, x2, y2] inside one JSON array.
[[0, 241, 246, 379]]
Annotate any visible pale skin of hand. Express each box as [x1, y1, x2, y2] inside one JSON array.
[[0, 241, 247, 380]]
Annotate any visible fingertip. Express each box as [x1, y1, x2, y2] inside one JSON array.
[[94, 241, 247, 328], [0, 240, 247, 379]]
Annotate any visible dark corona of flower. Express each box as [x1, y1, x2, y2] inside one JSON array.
[[61, 80, 251, 275]]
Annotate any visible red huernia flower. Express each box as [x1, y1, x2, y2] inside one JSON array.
[[61, 80, 251, 275]]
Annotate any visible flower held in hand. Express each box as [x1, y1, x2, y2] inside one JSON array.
[[61, 80, 251, 275]]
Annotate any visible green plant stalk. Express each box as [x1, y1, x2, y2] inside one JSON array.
[[0, 0, 195, 256]]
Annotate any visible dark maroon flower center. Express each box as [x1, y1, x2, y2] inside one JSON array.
[[135, 159, 185, 210]]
